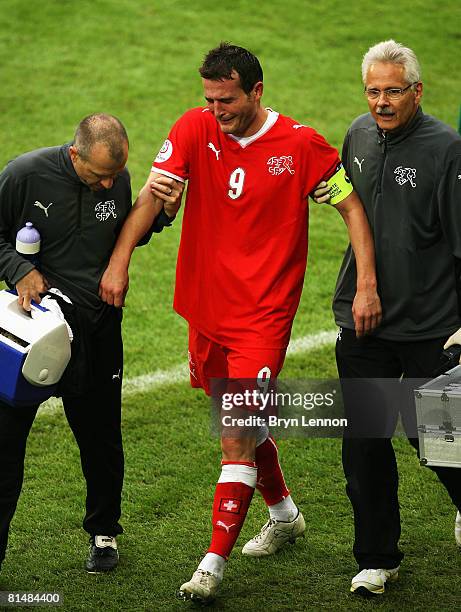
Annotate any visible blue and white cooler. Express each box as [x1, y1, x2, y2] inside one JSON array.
[[0, 289, 71, 406]]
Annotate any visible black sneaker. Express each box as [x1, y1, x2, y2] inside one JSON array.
[[85, 535, 119, 573]]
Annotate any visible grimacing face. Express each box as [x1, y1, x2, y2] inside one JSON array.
[[365, 61, 422, 132], [202, 71, 264, 138], [70, 142, 127, 191]]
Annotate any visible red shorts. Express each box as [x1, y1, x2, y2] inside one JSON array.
[[188, 325, 286, 396]]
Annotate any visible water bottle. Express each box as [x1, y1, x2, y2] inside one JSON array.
[[16, 222, 41, 268]]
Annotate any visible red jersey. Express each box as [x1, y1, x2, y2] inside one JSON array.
[[153, 108, 341, 349]]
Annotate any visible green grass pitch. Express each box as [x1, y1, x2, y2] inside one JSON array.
[[0, 0, 461, 609]]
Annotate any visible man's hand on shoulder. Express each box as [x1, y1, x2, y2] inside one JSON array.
[[99, 261, 129, 308], [352, 285, 382, 337], [16, 269, 49, 311]]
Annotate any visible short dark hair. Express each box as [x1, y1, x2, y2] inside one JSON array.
[[74, 113, 128, 165], [199, 42, 263, 94]]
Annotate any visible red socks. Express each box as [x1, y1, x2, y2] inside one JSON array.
[[255, 436, 290, 505], [207, 462, 256, 559], [206, 437, 290, 560]]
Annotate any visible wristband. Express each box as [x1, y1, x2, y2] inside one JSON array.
[[151, 207, 176, 233]]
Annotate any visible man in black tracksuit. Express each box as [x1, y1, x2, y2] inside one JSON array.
[[0, 114, 134, 574], [316, 40, 461, 595]]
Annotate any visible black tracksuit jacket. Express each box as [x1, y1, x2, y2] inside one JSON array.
[[0, 143, 132, 321], [333, 107, 461, 340]]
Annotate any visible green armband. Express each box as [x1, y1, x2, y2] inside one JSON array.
[[325, 164, 353, 205]]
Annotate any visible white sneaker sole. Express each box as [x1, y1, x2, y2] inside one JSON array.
[[351, 572, 399, 596], [242, 513, 306, 557]]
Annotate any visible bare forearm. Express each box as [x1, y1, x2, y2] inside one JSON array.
[[99, 172, 183, 307], [110, 187, 162, 268], [340, 206, 377, 288], [335, 191, 381, 335], [98, 185, 161, 307]]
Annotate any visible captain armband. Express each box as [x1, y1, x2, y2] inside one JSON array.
[[323, 164, 353, 206]]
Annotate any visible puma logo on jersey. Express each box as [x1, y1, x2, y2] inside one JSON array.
[[216, 521, 236, 533], [293, 124, 307, 129], [353, 157, 365, 172], [207, 142, 221, 160], [112, 368, 121, 380], [34, 200, 53, 217]]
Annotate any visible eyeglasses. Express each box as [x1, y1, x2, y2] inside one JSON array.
[[364, 82, 418, 100]]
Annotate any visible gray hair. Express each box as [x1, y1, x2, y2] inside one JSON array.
[[74, 114, 129, 165], [361, 40, 421, 84]]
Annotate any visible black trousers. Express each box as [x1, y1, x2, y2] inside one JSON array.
[[336, 327, 461, 570], [0, 308, 124, 568]]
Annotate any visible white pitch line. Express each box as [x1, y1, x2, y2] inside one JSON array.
[[38, 329, 337, 415], [287, 329, 337, 355]]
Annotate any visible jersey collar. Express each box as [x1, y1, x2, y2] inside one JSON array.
[[229, 109, 279, 148]]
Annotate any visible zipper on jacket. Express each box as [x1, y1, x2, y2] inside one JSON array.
[[77, 185, 83, 235], [377, 132, 387, 195]]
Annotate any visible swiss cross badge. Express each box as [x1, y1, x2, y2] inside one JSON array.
[[267, 155, 295, 176], [219, 498, 242, 514]]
